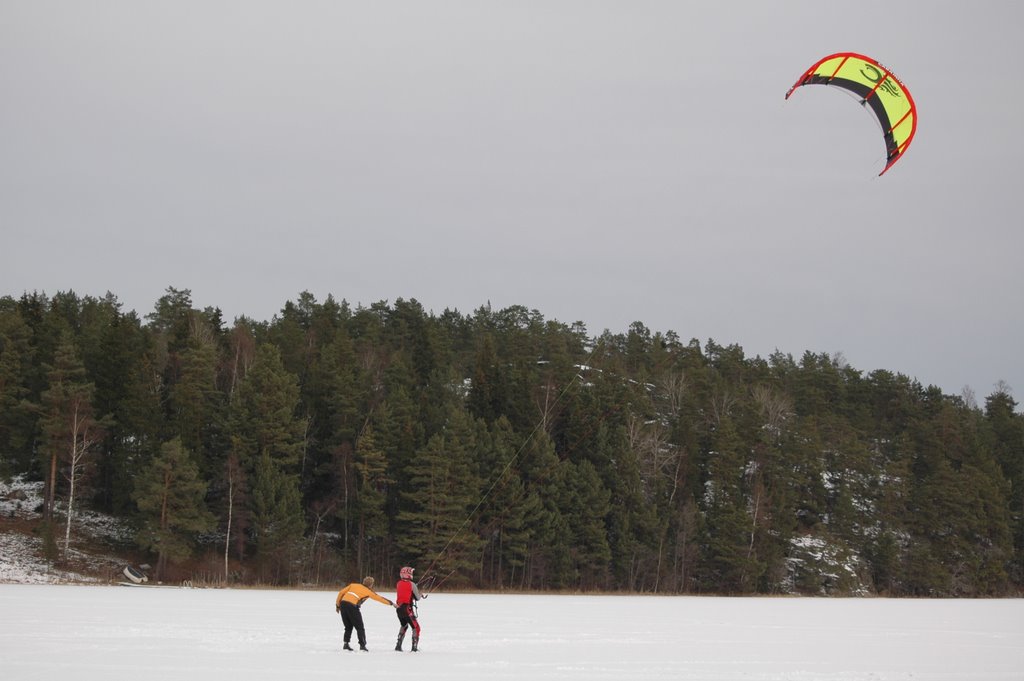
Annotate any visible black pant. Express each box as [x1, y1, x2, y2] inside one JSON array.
[[340, 602, 366, 646], [396, 603, 420, 639]]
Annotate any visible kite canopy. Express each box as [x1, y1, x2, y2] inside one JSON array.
[[785, 52, 917, 176]]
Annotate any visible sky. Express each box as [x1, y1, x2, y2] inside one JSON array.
[[3, 585, 1023, 680], [2, 1, 1022, 401]]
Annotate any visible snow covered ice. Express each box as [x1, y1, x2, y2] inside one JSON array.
[[0, 584, 1021, 680]]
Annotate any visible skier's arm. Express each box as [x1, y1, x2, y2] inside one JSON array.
[[411, 581, 423, 601], [366, 587, 394, 607]]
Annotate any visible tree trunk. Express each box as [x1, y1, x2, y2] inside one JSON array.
[[63, 403, 89, 558], [158, 471, 170, 581], [46, 451, 58, 522], [224, 473, 234, 584], [63, 455, 76, 558]]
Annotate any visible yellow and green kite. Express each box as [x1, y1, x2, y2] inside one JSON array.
[[786, 52, 917, 176]]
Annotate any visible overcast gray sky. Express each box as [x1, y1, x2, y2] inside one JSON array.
[[2, 1, 1022, 401]]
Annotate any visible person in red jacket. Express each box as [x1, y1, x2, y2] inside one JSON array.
[[394, 566, 424, 652], [335, 576, 395, 651]]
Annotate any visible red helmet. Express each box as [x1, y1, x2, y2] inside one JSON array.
[[399, 566, 414, 580]]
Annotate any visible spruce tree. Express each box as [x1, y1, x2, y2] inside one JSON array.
[[38, 333, 96, 523], [467, 333, 508, 423], [229, 344, 303, 471], [396, 408, 484, 585], [700, 416, 763, 592], [518, 431, 573, 589], [353, 425, 390, 576], [227, 344, 305, 575], [88, 303, 146, 513], [565, 459, 613, 589], [985, 389, 1024, 583], [110, 340, 166, 512], [477, 417, 541, 589], [249, 450, 304, 582], [0, 309, 33, 475], [170, 322, 223, 476]]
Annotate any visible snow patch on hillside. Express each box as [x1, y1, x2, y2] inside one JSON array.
[[0, 475, 44, 519], [0, 532, 95, 584], [1, 475, 133, 584], [786, 535, 868, 595]]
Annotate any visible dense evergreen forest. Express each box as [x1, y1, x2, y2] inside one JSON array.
[[1, 288, 1021, 596]]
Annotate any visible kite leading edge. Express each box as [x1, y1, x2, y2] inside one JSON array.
[[786, 52, 917, 176]]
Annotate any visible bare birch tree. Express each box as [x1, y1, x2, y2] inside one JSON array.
[[751, 384, 794, 436], [62, 395, 103, 557], [223, 447, 244, 583], [39, 333, 101, 559]]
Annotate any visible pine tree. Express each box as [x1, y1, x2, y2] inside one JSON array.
[[132, 438, 214, 580]]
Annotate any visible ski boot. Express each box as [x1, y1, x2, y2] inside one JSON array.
[[359, 644, 369, 652], [343, 642, 353, 651], [411, 635, 419, 652]]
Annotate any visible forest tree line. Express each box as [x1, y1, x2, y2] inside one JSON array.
[[1, 288, 1021, 595]]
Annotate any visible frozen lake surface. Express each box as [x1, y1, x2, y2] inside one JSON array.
[[0, 584, 1020, 680]]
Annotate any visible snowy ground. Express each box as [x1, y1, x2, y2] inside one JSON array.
[[0, 585, 1020, 681]]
